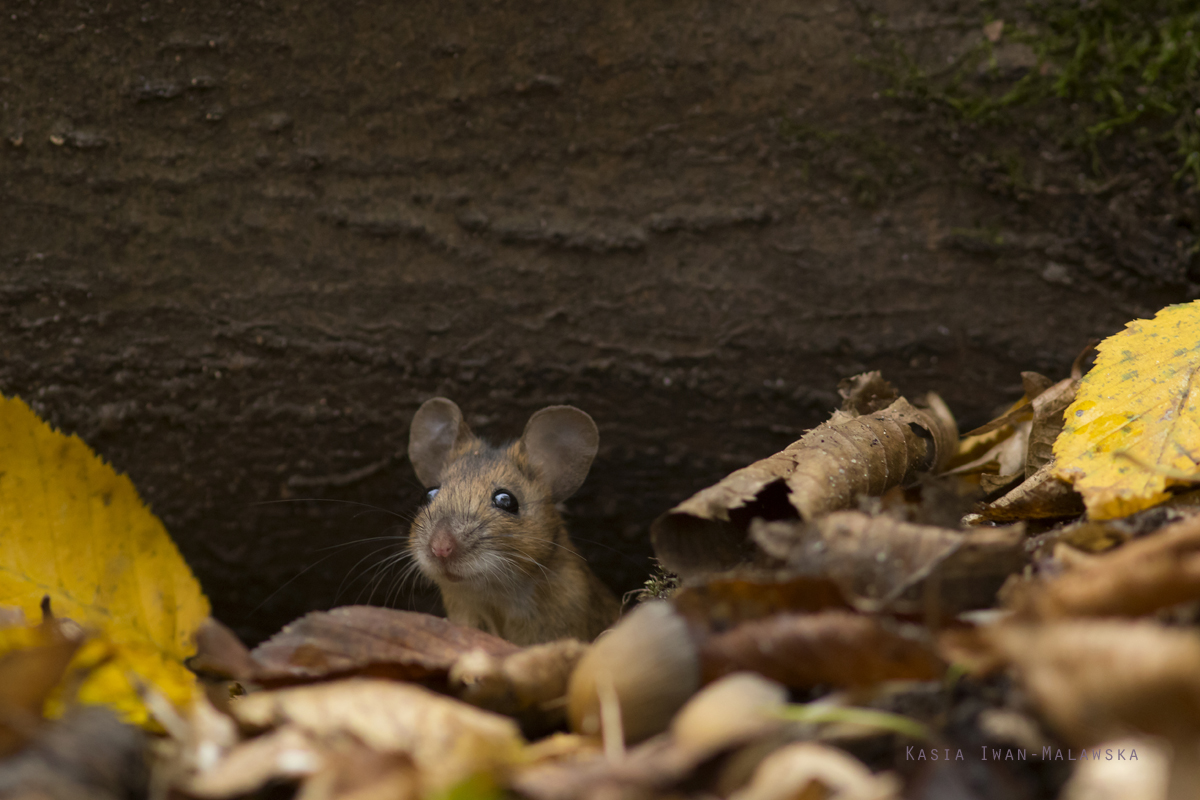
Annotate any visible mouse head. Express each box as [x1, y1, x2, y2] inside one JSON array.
[[407, 397, 599, 587]]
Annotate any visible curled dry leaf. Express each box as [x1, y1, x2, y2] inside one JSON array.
[[567, 601, 699, 746], [230, 678, 524, 792], [652, 391, 958, 580], [1024, 376, 1078, 478], [979, 460, 1084, 522], [729, 742, 901, 800], [751, 514, 1026, 614], [699, 610, 945, 689], [451, 638, 587, 733], [1008, 514, 1200, 620], [1054, 300, 1200, 520], [248, 605, 518, 685], [967, 621, 1200, 746]]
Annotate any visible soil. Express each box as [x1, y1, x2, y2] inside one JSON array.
[[2, 0, 1195, 644]]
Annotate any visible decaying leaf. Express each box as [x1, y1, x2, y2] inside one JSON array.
[[451, 638, 586, 733], [652, 389, 958, 580], [671, 574, 853, 631], [184, 726, 324, 798], [1055, 301, 1200, 520], [699, 610, 945, 688], [751, 514, 1026, 613], [231, 678, 525, 792], [979, 460, 1084, 522], [965, 621, 1200, 746], [248, 605, 519, 685], [0, 617, 81, 755], [0, 394, 210, 726], [1007, 514, 1200, 620], [1024, 376, 1078, 478], [729, 742, 901, 800]]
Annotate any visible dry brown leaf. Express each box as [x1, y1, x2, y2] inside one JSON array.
[[230, 678, 524, 791], [248, 605, 519, 685], [295, 746, 418, 800], [451, 638, 587, 734], [979, 460, 1084, 521], [1024, 377, 1078, 478], [184, 726, 324, 798], [190, 618, 258, 681], [0, 624, 81, 756], [729, 742, 901, 800], [699, 610, 945, 688], [652, 393, 958, 580], [751, 514, 1026, 614], [1008, 514, 1200, 620], [670, 574, 852, 632], [971, 621, 1200, 745]]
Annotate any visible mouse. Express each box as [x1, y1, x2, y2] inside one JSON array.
[[407, 397, 622, 645]]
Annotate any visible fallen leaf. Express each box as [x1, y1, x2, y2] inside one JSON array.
[[983, 19, 1005, 43], [969, 621, 1200, 745], [231, 678, 524, 791], [249, 605, 518, 685], [0, 394, 210, 726], [652, 392, 957, 580], [1024, 377, 1078, 477], [0, 619, 81, 755], [184, 726, 324, 798], [450, 638, 586, 734], [671, 574, 853, 632], [1007, 514, 1200, 620], [1054, 301, 1200, 519], [980, 460, 1084, 521], [751, 514, 1026, 613], [699, 610, 945, 688], [729, 742, 901, 800]]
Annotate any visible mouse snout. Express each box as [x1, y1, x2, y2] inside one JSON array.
[[428, 522, 458, 561]]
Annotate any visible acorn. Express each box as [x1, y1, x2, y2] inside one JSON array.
[[566, 601, 700, 746]]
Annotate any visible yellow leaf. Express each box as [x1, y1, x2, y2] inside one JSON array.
[[0, 394, 210, 726], [1054, 301, 1200, 519]]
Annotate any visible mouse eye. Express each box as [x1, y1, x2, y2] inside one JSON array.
[[426, 487, 439, 502], [492, 490, 519, 514]]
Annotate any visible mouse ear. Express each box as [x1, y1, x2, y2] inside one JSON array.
[[521, 406, 599, 503], [408, 398, 473, 487]]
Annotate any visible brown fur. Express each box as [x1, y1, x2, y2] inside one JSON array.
[[408, 427, 620, 645]]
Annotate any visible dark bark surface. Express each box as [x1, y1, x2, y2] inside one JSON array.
[[2, 0, 1193, 643]]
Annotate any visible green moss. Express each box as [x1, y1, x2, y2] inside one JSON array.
[[868, 1, 1200, 186]]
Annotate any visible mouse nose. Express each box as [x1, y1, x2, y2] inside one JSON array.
[[429, 524, 457, 561]]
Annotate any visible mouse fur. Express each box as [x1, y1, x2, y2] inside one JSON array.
[[407, 398, 621, 645]]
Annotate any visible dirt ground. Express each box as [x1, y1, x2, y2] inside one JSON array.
[[2, 0, 1195, 643]]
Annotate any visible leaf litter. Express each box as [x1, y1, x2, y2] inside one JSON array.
[[12, 303, 1200, 799]]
